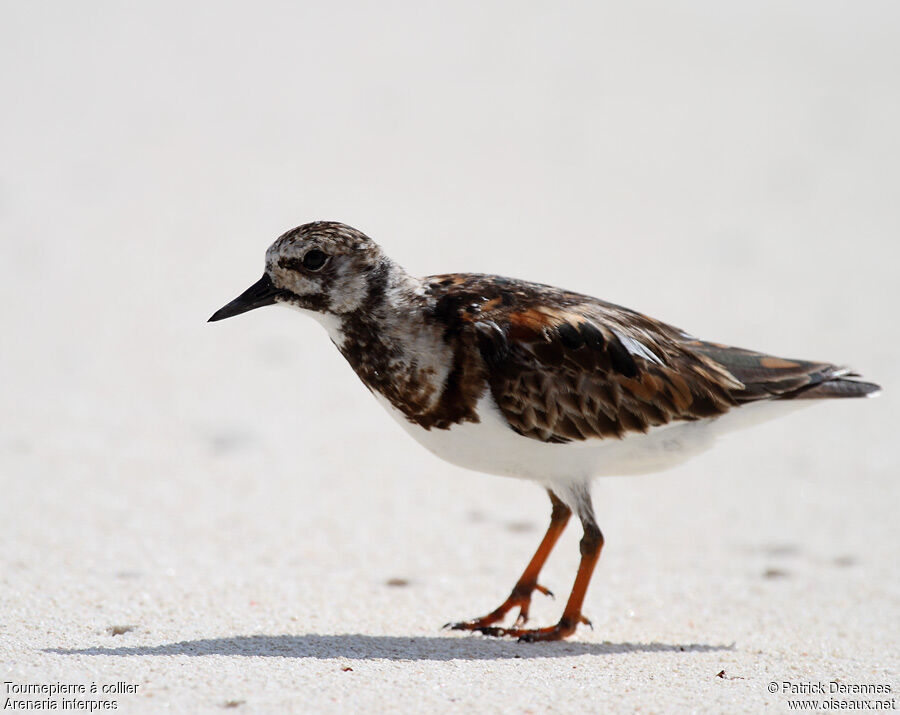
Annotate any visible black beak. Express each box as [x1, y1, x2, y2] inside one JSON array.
[[208, 274, 283, 322]]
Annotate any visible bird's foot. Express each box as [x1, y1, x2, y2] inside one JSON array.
[[444, 582, 554, 631], [458, 616, 594, 643], [468, 614, 591, 642]]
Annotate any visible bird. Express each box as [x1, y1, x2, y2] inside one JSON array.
[[209, 221, 880, 642]]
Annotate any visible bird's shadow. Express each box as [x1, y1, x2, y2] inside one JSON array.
[[47, 634, 734, 661]]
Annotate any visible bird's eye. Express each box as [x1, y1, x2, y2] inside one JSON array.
[[302, 249, 328, 271]]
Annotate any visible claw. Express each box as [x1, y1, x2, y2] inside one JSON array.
[[580, 615, 593, 629], [448, 620, 484, 632], [534, 584, 554, 599]]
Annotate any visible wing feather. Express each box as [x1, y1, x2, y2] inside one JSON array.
[[425, 273, 877, 444]]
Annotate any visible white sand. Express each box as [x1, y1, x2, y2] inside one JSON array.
[[1, 2, 898, 712]]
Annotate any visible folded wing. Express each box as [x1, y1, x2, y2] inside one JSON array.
[[426, 274, 879, 445]]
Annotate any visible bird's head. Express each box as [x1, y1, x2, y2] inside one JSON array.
[[209, 221, 388, 322]]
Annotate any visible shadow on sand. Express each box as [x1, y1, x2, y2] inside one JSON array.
[[47, 634, 735, 661]]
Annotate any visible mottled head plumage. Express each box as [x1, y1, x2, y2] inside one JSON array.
[[265, 221, 387, 315], [267, 221, 379, 261]]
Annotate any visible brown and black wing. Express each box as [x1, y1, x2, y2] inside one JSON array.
[[425, 273, 880, 445], [470, 309, 748, 443], [426, 274, 740, 444]]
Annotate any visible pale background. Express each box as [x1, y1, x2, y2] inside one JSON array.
[[1, 1, 897, 713]]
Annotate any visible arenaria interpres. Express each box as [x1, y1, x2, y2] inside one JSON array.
[[209, 221, 881, 642]]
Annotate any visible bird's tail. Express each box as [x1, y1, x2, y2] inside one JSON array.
[[788, 372, 882, 400], [687, 340, 882, 402]]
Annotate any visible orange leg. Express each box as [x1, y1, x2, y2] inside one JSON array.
[[494, 520, 603, 642], [448, 491, 571, 631]]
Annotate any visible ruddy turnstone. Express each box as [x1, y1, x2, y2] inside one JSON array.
[[209, 221, 881, 642]]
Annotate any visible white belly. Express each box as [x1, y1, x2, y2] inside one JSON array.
[[373, 392, 811, 486]]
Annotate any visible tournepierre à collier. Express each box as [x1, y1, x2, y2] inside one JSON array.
[[209, 221, 880, 642]]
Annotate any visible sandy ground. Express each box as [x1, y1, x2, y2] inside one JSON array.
[[1, 2, 898, 713]]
